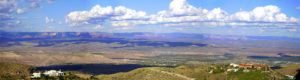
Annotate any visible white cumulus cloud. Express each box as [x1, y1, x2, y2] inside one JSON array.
[[152, 0, 298, 26], [66, 0, 299, 27], [0, 0, 54, 28], [66, 5, 148, 26], [230, 5, 297, 23]]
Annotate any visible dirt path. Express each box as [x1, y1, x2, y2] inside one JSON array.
[[149, 68, 195, 80]]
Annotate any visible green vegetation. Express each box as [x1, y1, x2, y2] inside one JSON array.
[[96, 68, 188, 80], [0, 63, 90, 80], [67, 71, 93, 79], [95, 63, 295, 80], [0, 62, 298, 80], [138, 54, 234, 66], [227, 70, 270, 80], [0, 62, 32, 80], [275, 64, 300, 76], [156, 65, 208, 78], [248, 55, 300, 63]]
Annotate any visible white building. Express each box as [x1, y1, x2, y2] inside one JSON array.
[[43, 70, 64, 77], [229, 63, 239, 67], [285, 75, 294, 79], [31, 72, 41, 78], [227, 69, 239, 72]]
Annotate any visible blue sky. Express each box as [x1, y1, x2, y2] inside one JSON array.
[[1, 0, 300, 37]]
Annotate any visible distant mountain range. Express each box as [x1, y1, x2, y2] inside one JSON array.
[[1, 32, 300, 42]]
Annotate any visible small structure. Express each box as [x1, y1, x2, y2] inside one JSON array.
[[229, 63, 239, 67], [227, 63, 270, 73], [43, 70, 64, 77], [238, 64, 253, 69], [31, 72, 41, 78], [227, 69, 239, 72], [253, 64, 268, 70], [285, 75, 294, 79], [209, 70, 213, 74]]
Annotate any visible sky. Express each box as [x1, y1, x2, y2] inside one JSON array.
[[1, 0, 300, 38]]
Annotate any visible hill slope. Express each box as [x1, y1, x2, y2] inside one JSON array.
[[96, 67, 192, 80], [0, 63, 32, 80], [96, 64, 296, 80]]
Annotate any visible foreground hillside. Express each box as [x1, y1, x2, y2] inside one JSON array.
[[96, 63, 299, 80], [96, 68, 188, 80], [0, 63, 86, 80], [0, 63, 32, 80], [1, 62, 299, 80]]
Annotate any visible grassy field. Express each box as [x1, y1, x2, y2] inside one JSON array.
[[227, 70, 270, 80], [275, 64, 300, 76], [0, 63, 88, 80], [95, 63, 296, 80], [0, 62, 32, 80], [137, 54, 234, 67], [96, 68, 186, 80]]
